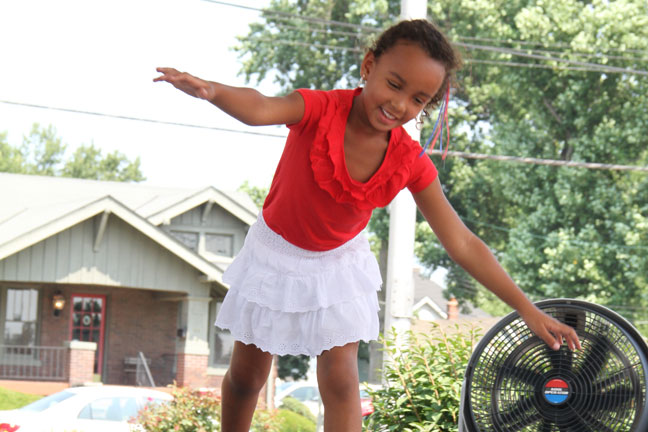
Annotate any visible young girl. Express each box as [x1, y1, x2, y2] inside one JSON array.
[[155, 19, 580, 432]]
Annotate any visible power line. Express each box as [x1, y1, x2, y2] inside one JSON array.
[[427, 149, 648, 173], [3, 98, 646, 175], [254, 37, 648, 75], [455, 41, 648, 76], [203, 0, 648, 60], [0, 100, 288, 139], [463, 58, 621, 73]]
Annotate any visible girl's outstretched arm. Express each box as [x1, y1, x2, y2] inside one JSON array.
[[412, 179, 581, 351], [153, 67, 304, 126]]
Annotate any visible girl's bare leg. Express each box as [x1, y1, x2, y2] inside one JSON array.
[[317, 342, 362, 432], [220, 341, 273, 432]]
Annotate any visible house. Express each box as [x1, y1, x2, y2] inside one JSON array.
[[409, 268, 501, 337], [0, 172, 257, 389]]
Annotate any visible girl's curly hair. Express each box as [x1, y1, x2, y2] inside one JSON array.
[[370, 19, 461, 112]]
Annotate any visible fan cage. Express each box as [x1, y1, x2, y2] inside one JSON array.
[[463, 299, 648, 432]]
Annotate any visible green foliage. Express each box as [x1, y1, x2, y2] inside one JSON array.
[[136, 385, 285, 432], [239, 180, 269, 208], [364, 325, 480, 431], [237, 0, 648, 326], [136, 385, 220, 432], [279, 396, 317, 423], [277, 354, 311, 381], [236, 0, 401, 92], [250, 410, 282, 432], [0, 123, 144, 182], [0, 386, 41, 410], [275, 409, 316, 432]]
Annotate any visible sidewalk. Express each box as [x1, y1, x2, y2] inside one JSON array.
[[0, 380, 69, 396]]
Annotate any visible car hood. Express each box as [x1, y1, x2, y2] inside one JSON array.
[[0, 410, 48, 432]]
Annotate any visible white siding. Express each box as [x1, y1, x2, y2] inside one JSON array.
[[164, 203, 249, 256], [0, 215, 207, 296]]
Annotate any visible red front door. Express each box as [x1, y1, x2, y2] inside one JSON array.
[[69, 294, 106, 375]]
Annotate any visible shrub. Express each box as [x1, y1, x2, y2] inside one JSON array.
[[136, 383, 284, 432], [136, 384, 220, 432], [363, 324, 481, 432], [276, 409, 316, 432], [250, 409, 281, 432], [279, 396, 317, 423]]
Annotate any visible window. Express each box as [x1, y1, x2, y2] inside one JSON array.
[[290, 386, 319, 402], [208, 301, 235, 366], [20, 390, 74, 412], [205, 233, 233, 257], [1, 288, 39, 346], [78, 397, 139, 422], [170, 231, 199, 251]]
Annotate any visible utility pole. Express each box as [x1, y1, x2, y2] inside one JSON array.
[[383, 0, 428, 354]]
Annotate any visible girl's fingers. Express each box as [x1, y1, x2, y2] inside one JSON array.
[[153, 67, 182, 82]]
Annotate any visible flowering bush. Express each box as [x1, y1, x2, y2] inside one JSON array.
[[136, 383, 285, 432], [364, 324, 481, 432], [136, 385, 220, 432]]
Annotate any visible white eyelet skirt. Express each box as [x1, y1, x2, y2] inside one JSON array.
[[214, 213, 382, 357]]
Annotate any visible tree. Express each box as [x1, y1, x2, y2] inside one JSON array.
[[236, 0, 648, 325], [0, 123, 145, 182]]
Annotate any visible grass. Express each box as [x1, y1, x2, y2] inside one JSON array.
[[0, 387, 42, 410]]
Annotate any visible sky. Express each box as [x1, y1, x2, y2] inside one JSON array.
[[0, 0, 285, 190]]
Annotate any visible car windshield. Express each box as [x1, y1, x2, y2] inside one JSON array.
[[276, 382, 293, 394], [20, 390, 75, 412]]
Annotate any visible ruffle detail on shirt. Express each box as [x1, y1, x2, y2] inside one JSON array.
[[221, 214, 382, 313], [309, 88, 421, 210]]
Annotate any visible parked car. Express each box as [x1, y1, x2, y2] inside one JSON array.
[[360, 388, 374, 417], [274, 380, 377, 419], [274, 381, 321, 417], [0, 385, 172, 432]]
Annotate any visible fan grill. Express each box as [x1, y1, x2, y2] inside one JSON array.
[[467, 304, 647, 431]]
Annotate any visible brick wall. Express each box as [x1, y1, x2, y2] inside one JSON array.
[[176, 353, 208, 388], [104, 288, 177, 385], [66, 341, 96, 385], [38, 285, 178, 385]]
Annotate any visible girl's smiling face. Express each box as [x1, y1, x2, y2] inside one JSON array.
[[356, 41, 446, 133]]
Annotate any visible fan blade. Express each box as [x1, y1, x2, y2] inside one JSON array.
[[494, 395, 539, 429], [556, 413, 598, 432], [589, 385, 636, 411], [547, 346, 573, 372], [498, 364, 545, 386], [539, 419, 553, 432], [593, 369, 634, 392], [576, 335, 610, 379], [579, 412, 618, 432]]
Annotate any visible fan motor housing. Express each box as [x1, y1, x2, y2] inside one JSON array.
[[542, 377, 571, 405]]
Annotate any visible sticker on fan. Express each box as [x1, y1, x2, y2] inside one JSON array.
[[543, 378, 570, 404]]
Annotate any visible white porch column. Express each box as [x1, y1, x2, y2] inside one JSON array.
[[176, 296, 211, 355], [176, 296, 211, 387]]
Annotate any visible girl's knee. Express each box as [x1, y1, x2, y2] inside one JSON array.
[[318, 365, 359, 401], [225, 366, 268, 395]]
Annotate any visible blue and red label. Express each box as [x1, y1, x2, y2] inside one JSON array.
[[543, 378, 570, 404]]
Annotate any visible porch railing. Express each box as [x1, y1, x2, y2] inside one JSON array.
[[135, 352, 156, 387], [0, 345, 67, 380]]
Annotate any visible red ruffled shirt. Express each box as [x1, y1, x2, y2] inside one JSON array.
[[262, 88, 438, 251]]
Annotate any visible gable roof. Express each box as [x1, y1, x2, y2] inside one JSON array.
[[0, 173, 259, 284], [413, 268, 491, 319]]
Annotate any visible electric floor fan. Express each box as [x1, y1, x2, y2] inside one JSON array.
[[459, 299, 648, 431]]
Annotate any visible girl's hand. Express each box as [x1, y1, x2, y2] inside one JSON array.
[[153, 67, 215, 100], [521, 306, 582, 351]]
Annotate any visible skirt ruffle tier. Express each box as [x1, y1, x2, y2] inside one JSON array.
[[215, 214, 382, 357]]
